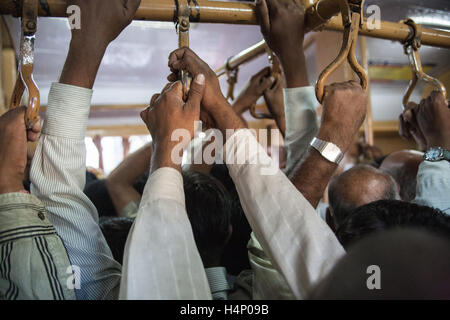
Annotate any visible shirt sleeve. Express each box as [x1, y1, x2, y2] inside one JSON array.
[[283, 86, 319, 176], [224, 129, 345, 299], [119, 167, 212, 300], [413, 160, 450, 214], [30, 83, 122, 300], [0, 192, 76, 300]]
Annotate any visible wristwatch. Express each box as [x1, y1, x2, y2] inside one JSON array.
[[310, 137, 344, 165], [423, 147, 450, 162]]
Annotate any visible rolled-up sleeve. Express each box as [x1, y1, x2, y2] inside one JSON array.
[[413, 160, 450, 214], [283, 86, 318, 176], [30, 83, 122, 300]]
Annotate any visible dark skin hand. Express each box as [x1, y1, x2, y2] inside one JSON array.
[[141, 75, 206, 174], [399, 102, 427, 151], [415, 91, 450, 150], [232, 67, 273, 115], [168, 47, 246, 136], [291, 81, 368, 208], [0, 107, 41, 194], [255, 0, 309, 88], [264, 73, 287, 137], [60, 0, 141, 89]]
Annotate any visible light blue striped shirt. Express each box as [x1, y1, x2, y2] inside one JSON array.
[[30, 83, 122, 300]]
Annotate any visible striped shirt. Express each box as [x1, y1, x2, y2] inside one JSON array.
[[30, 83, 122, 300]]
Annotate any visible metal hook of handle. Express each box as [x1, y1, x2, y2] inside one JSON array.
[[10, 0, 40, 129], [315, 0, 368, 103], [249, 48, 280, 120], [401, 19, 447, 110], [177, 1, 191, 102], [226, 64, 239, 101]]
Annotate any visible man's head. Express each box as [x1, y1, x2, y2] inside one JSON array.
[[210, 164, 252, 275], [310, 228, 450, 299], [327, 165, 400, 230], [183, 170, 233, 268], [379, 149, 423, 202], [336, 199, 450, 249]]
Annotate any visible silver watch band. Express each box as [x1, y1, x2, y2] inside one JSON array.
[[310, 137, 344, 164]]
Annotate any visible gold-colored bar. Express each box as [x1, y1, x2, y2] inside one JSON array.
[[325, 15, 450, 49], [1, 0, 449, 48]]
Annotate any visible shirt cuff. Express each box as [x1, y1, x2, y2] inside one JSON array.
[[42, 82, 93, 140], [140, 167, 185, 207], [283, 86, 317, 131]]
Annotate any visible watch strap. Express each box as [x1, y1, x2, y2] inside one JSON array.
[[310, 137, 344, 164]]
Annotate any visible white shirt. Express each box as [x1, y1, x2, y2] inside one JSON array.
[[120, 129, 345, 299]]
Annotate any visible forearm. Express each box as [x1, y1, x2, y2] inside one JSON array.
[[106, 143, 152, 214], [59, 37, 107, 89], [279, 51, 309, 89], [290, 148, 337, 208]]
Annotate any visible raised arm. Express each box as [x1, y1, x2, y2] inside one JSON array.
[[256, 0, 318, 176], [120, 76, 212, 299], [30, 0, 140, 300], [168, 47, 345, 299], [106, 143, 152, 217], [290, 81, 368, 208]]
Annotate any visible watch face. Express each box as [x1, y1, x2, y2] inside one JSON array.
[[425, 148, 443, 161]]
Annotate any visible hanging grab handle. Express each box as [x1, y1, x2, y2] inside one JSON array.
[[401, 19, 447, 110], [249, 48, 280, 120], [10, 0, 40, 129], [315, 0, 368, 103]]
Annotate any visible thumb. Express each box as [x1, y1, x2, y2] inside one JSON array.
[[185, 74, 205, 113]]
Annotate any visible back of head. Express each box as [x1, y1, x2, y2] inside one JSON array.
[[336, 199, 450, 249], [380, 149, 423, 202], [183, 170, 233, 268], [328, 164, 399, 229], [84, 179, 117, 217], [99, 216, 134, 264], [210, 164, 252, 275], [310, 228, 450, 299]]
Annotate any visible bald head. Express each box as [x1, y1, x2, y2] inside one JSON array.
[[328, 165, 399, 229], [380, 150, 423, 202]]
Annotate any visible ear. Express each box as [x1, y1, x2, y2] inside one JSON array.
[[326, 207, 336, 233]]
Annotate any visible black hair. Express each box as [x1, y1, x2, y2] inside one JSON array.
[[310, 228, 450, 299], [99, 216, 134, 264], [84, 179, 117, 217], [336, 199, 450, 249], [210, 164, 252, 275], [183, 170, 233, 268]]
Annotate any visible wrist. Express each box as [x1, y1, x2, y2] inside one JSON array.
[[426, 138, 450, 151], [150, 141, 183, 174], [280, 52, 309, 88], [317, 125, 350, 153]]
